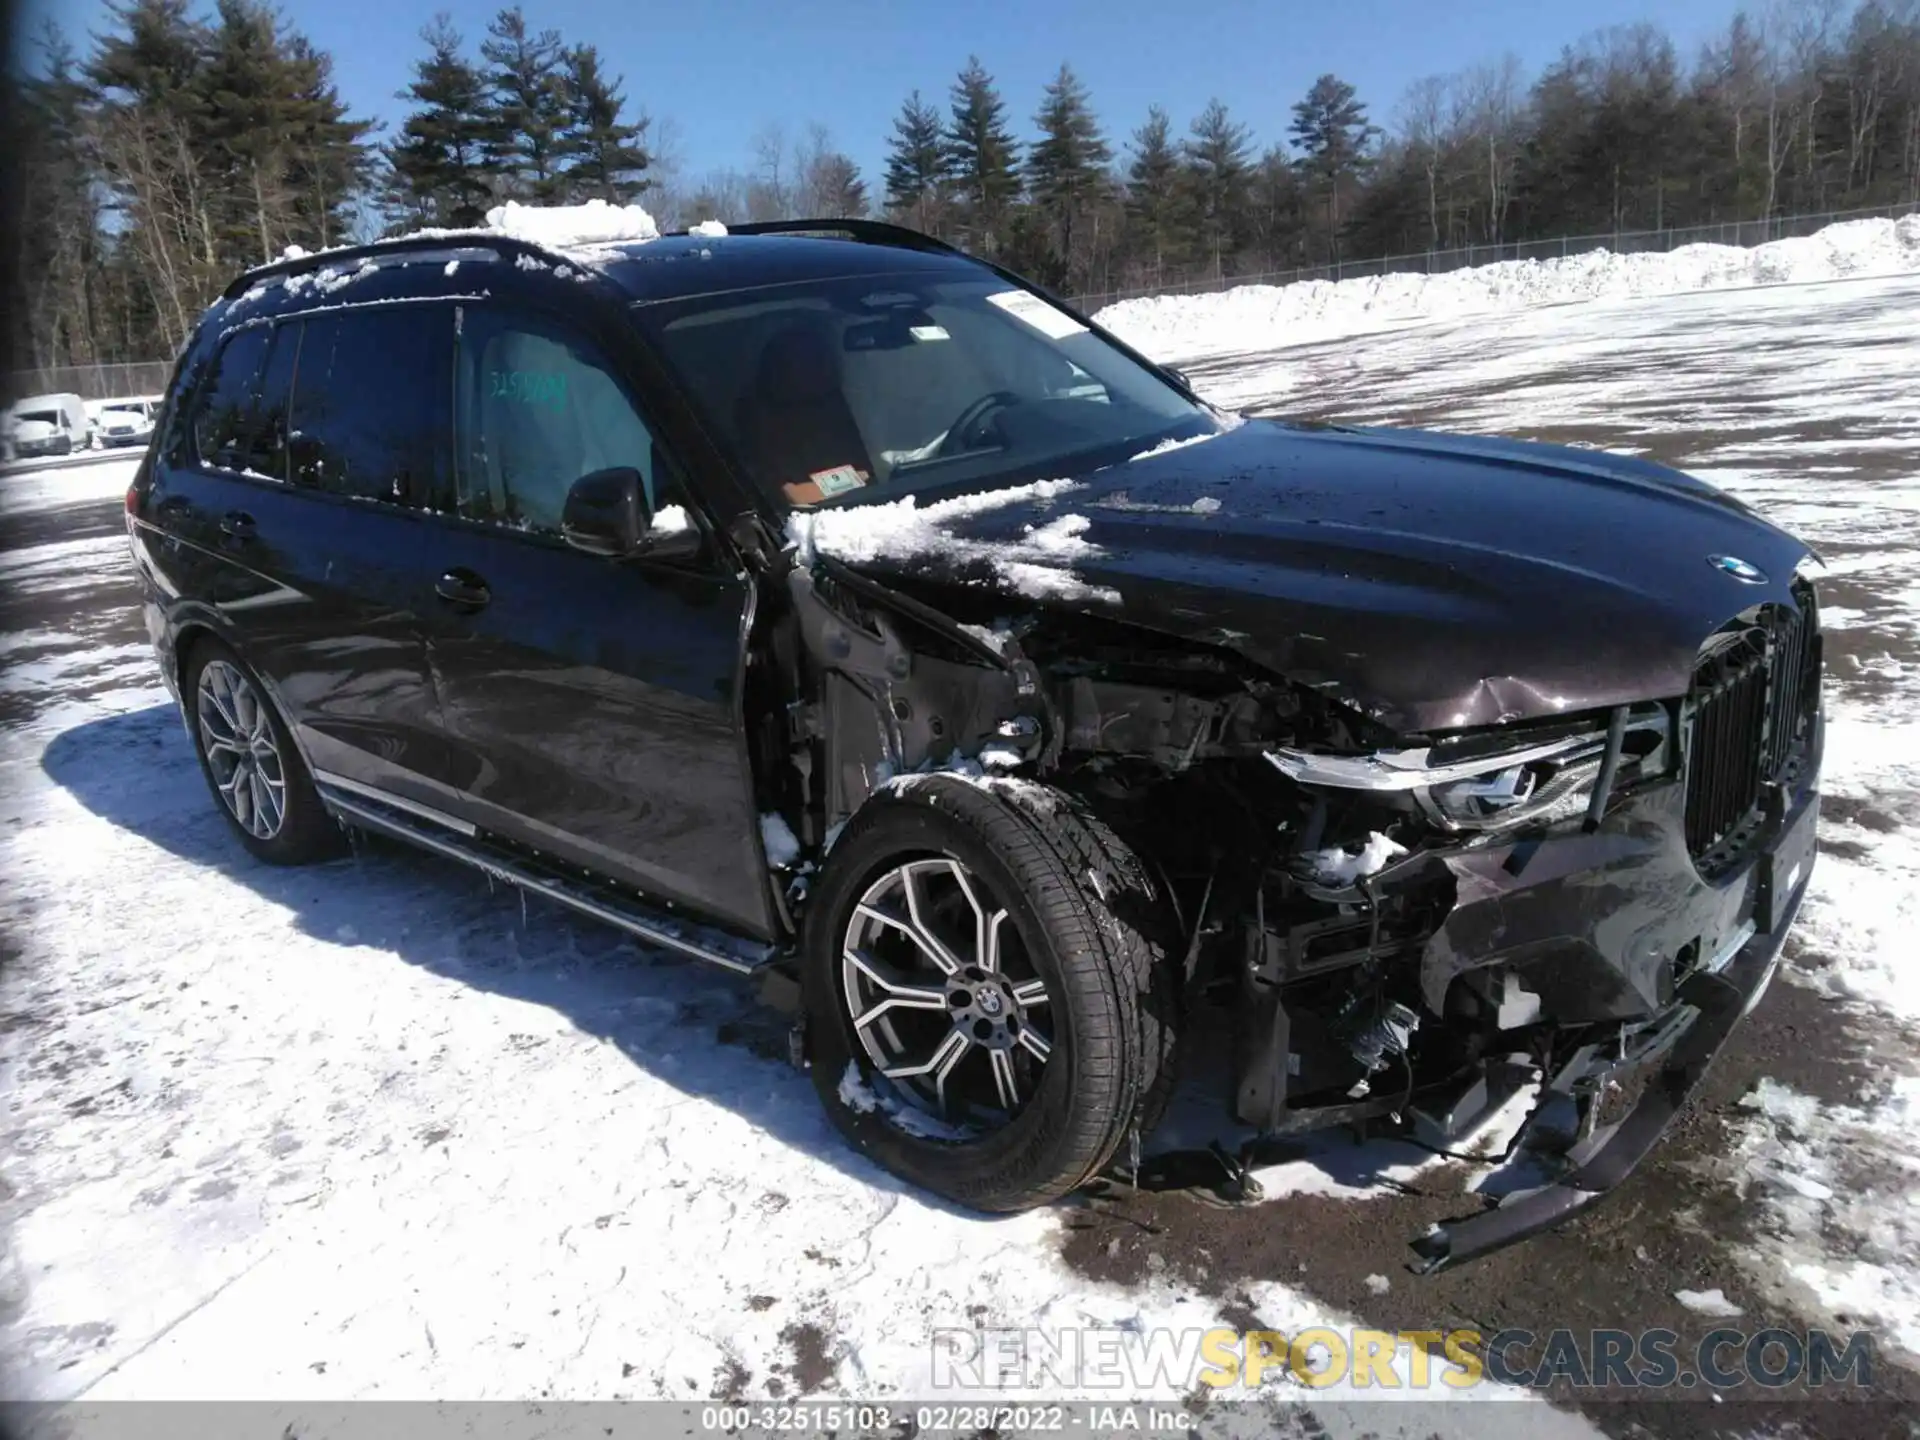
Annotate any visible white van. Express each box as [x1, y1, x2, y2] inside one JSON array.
[[5, 393, 92, 458], [92, 395, 161, 448]]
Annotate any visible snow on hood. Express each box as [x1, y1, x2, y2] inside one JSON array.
[[484, 199, 661, 247], [787, 478, 1120, 603], [688, 219, 729, 238]]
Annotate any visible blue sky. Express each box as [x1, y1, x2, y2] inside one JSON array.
[[35, 0, 1740, 188]]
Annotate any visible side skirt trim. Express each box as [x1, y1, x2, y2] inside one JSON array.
[[313, 770, 479, 836], [316, 783, 776, 976]]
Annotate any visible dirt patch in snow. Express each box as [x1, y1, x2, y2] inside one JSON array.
[[775, 1319, 839, 1394], [712, 1354, 751, 1400]]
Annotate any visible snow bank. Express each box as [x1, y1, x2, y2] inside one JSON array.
[[1098, 214, 1920, 362], [483, 199, 661, 248]]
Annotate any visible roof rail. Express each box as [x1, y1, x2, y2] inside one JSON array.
[[723, 218, 965, 257], [218, 231, 558, 300]]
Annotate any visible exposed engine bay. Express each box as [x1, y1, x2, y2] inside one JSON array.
[[753, 550, 1822, 1243]]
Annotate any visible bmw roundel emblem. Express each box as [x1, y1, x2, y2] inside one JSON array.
[[1709, 554, 1768, 585]]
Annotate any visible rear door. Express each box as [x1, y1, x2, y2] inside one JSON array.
[[419, 298, 773, 937], [174, 303, 455, 803]]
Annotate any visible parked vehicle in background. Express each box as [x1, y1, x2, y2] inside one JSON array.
[[128, 219, 1823, 1272], [5, 393, 92, 457], [91, 395, 161, 448]]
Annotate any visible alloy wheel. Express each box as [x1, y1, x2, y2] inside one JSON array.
[[196, 659, 288, 841], [841, 857, 1053, 1131]]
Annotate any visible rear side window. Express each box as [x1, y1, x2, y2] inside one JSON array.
[[288, 306, 452, 506], [245, 323, 301, 481], [455, 305, 659, 534], [190, 326, 271, 471]]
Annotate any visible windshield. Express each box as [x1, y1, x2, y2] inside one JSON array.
[[104, 402, 148, 418], [17, 410, 58, 426], [641, 273, 1217, 509]]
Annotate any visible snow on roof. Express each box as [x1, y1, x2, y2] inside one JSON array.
[[483, 199, 661, 248], [231, 203, 667, 308], [789, 478, 1120, 604], [688, 219, 729, 239]]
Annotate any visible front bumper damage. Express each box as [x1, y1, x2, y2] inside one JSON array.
[[1230, 763, 1819, 1272], [1408, 866, 1801, 1271]]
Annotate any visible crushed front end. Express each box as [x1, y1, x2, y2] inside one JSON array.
[[773, 549, 1822, 1267], [1225, 582, 1824, 1269]]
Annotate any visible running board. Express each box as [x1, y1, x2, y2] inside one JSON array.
[[317, 785, 778, 975]]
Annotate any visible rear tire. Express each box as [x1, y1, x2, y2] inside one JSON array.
[[804, 775, 1178, 1211], [183, 638, 342, 865]]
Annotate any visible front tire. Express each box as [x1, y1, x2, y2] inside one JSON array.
[[804, 775, 1176, 1211], [183, 638, 341, 865]]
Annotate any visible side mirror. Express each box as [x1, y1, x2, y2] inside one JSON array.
[[561, 467, 649, 557]]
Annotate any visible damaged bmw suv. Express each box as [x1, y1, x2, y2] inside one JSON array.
[[129, 217, 1821, 1268]]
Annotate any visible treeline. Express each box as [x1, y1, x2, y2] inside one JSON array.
[[884, 3, 1920, 298], [8, 0, 663, 372], [13, 0, 371, 372], [11, 0, 1920, 376]]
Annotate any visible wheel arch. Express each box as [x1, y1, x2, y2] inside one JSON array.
[[171, 621, 321, 779]]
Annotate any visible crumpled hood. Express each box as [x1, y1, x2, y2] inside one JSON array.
[[832, 419, 1813, 733]]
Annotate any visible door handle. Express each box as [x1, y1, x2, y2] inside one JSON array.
[[219, 510, 256, 540], [435, 568, 491, 610]]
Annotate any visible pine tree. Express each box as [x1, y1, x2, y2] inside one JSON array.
[[557, 44, 650, 203], [1183, 99, 1252, 277], [884, 89, 948, 232], [280, 33, 372, 251], [804, 151, 869, 218], [1289, 74, 1376, 259], [1125, 105, 1187, 280], [1248, 145, 1304, 269], [11, 23, 103, 369], [387, 16, 499, 228], [945, 56, 1021, 253], [84, 0, 369, 335], [1026, 63, 1112, 288], [480, 6, 570, 202], [87, 0, 222, 344], [198, 0, 370, 263], [88, 0, 206, 112]]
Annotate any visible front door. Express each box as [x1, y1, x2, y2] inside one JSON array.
[[418, 299, 772, 939]]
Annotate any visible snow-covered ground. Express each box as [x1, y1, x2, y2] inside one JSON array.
[[4, 249, 1919, 1428], [0, 446, 145, 500], [1098, 213, 1920, 362]]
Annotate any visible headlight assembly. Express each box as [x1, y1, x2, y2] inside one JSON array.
[[1266, 709, 1670, 835], [1417, 745, 1606, 830]]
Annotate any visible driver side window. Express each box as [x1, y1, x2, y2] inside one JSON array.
[[455, 306, 659, 535]]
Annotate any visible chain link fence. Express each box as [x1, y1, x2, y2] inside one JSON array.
[[4, 359, 175, 405], [1070, 200, 1920, 313]]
